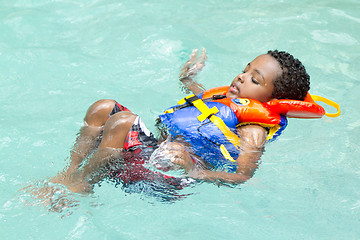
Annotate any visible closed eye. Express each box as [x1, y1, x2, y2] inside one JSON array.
[[252, 78, 260, 85]]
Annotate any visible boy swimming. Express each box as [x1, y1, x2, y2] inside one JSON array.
[[49, 49, 316, 193]]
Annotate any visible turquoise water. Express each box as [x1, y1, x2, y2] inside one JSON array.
[[1, 0, 359, 239]]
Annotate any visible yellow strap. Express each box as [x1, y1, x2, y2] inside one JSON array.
[[310, 95, 341, 118], [220, 144, 236, 162], [175, 94, 242, 161], [209, 115, 241, 150], [177, 97, 188, 105], [178, 95, 219, 122], [192, 99, 219, 122], [266, 124, 281, 141], [164, 108, 174, 114]]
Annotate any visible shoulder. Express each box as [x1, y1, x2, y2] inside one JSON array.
[[236, 125, 267, 148]]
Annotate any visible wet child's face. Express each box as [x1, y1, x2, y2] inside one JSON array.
[[226, 54, 282, 102]]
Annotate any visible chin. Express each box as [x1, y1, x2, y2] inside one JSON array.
[[226, 92, 237, 99]]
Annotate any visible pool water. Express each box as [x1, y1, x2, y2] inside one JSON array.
[[1, 0, 359, 239]]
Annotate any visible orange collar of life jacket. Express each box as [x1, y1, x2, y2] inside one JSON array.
[[201, 86, 340, 126]]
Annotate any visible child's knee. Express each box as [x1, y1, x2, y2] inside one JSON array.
[[84, 99, 116, 127], [107, 112, 136, 131], [99, 112, 137, 149]]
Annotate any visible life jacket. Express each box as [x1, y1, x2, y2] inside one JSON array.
[[159, 86, 340, 173]]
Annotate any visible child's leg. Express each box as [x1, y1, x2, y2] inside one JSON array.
[[52, 111, 137, 193], [50, 99, 115, 186], [81, 111, 137, 179], [67, 99, 116, 174]]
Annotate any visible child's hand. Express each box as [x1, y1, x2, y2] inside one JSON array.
[[180, 48, 207, 79], [169, 149, 195, 173], [162, 142, 195, 173]]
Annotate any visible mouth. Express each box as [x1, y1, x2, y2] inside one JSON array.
[[229, 84, 240, 94]]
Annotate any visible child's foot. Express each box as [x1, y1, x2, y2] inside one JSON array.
[[50, 171, 94, 193]]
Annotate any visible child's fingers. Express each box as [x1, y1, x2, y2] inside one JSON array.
[[180, 49, 207, 78], [194, 48, 206, 70], [183, 49, 198, 69], [200, 48, 207, 62], [190, 49, 198, 60]]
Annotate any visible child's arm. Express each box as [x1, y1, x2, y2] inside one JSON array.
[[179, 49, 207, 95], [188, 125, 266, 185]]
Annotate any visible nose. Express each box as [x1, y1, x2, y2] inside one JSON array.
[[237, 74, 245, 83]]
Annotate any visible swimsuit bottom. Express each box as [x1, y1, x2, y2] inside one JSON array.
[[104, 101, 194, 202]]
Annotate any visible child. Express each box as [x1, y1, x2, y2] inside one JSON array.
[[50, 49, 312, 193]]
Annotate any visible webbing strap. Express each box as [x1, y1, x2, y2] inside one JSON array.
[[177, 95, 242, 154], [209, 115, 241, 151], [178, 95, 218, 121], [310, 95, 341, 118], [220, 144, 236, 162], [192, 99, 219, 122]]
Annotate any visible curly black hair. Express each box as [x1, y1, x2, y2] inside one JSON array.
[[267, 50, 310, 101]]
